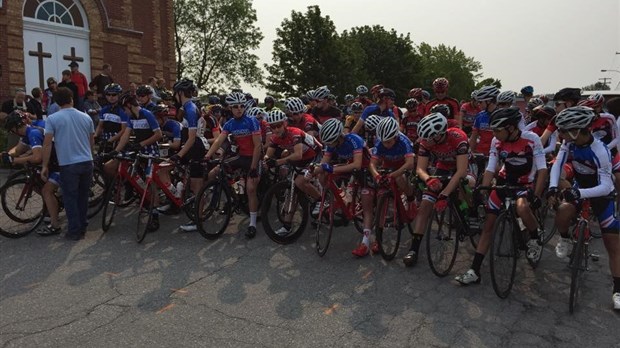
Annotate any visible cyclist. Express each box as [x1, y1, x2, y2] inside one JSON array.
[[408, 88, 428, 116], [351, 88, 396, 135], [524, 97, 545, 124], [521, 85, 534, 104], [343, 102, 364, 134], [2, 111, 61, 236], [284, 97, 319, 137], [94, 83, 128, 152], [525, 106, 558, 155], [400, 98, 422, 144], [540, 87, 581, 146], [362, 115, 382, 150], [430, 104, 458, 128], [355, 85, 373, 107], [404, 113, 470, 267], [263, 109, 322, 235], [311, 86, 342, 124], [204, 91, 262, 238], [136, 85, 156, 111], [200, 104, 222, 145], [424, 78, 460, 118], [313, 118, 376, 257], [455, 107, 547, 285], [370, 84, 384, 102], [264, 96, 275, 112], [247, 107, 272, 145], [460, 90, 481, 135], [496, 90, 526, 130], [342, 94, 355, 115], [469, 85, 500, 156], [546, 106, 620, 310], [369, 117, 416, 221]]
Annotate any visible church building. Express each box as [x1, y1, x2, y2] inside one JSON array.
[[0, 0, 176, 100]]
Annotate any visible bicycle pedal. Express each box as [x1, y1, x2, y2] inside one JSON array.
[[590, 253, 600, 262]]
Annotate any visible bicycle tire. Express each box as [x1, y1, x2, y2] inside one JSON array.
[[195, 180, 232, 239], [425, 205, 459, 277], [489, 211, 518, 299], [538, 202, 557, 245], [261, 181, 309, 245], [1, 178, 44, 224], [86, 167, 107, 219], [375, 191, 402, 261], [569, 220, 587, 314], [136, 183, 155, 243], [316, 189, 335, 257], [0, 179, 44, 238], [101, 178, 121, 232]]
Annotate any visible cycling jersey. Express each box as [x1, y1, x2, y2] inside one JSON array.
[[142, 101, 157, 112], [269, 127, 321, 162], [400, 111, 422, 143], [288, 113, 319, 134], [424, 97, 460, 118], [202, 114, 220, 140], [127, 108, 160, 155], [256, 117, 271, 144], [32, 119, 46, 129], [222, 115, 261, 157], [99, 104, 129, 140], [460, 102, 481, 130], [591, 113, 619, 155], [355, 96, 374, 108], [180, 100, 199, 144], [360, 104, 394, 121], [371, 133, 414, 169], [324, 133, 370, 167], [311, 105, 342, 124], [472, 110, 494, 155], [20, 126, 44, 148], [162, 119, 182, 142], [418, 128, 469, 171], [486, 131, 546, 185], [525, 121, 557, 154]]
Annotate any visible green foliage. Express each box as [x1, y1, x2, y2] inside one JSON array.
[[475, 78, 502, 90], [174, 0, 263, 90], [582, 81, 610, 91]]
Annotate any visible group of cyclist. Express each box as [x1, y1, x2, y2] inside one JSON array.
[[2, 76, 619, 309]]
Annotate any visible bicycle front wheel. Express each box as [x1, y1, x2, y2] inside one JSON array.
[[375, 191, 402, 261], [136, 183, 155, 243], [87, 167, 107, 219], [0, 178, 44, 238], [261, 181, 309, 245], [425, 206, 459, 277], [195, 181, 232, 239], [316, 189, 335, 257], [569, 220, 587, 314], [489, 211, 518, 299]]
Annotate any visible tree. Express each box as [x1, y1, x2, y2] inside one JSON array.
[[582, 81, 610, 91], [417, 43, 482, 100], [174, 0, 263, 90], [475, 78, 502, 90]]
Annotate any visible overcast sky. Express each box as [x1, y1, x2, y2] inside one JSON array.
[[241, 0, 620, 98]]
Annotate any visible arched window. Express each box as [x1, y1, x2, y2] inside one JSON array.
[[23, 0, 86, 28]]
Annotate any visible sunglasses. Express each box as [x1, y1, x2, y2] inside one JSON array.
[[106, 93, 118, 97], [231, 104, 244, 109], [271, 122, 285, 129]]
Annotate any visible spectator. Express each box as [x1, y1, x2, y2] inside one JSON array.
[[129, 82, 138, 97], [156, 78, 166, 94], [43, 77, 58, 113], [89, 64, 114, 105], [69, 61, 88, 110], [41, 87, 95, 241], [28, 87, 44, 119], [147, 76, 161, 103], [82, 90, 102, 127], [58, 70, 78, 102], [1, 88, 36, 121], [47, 101, 60, 116]]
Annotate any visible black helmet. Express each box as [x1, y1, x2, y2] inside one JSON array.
[[104, 83, 122, 94], [554, 88, 581, 103], [152, 104, 169, 117], [490, 106, 522, 129], [530, 105, 556, 121], [159, 90, 172, 101], [430, 103, 451, 118], [264, 95, 275, 104], [208, 95, 220, 105], [136, 85, 152, 97], [378, 88, 396, 99], [173, 78, 196, 93], [119, 92, 138, 107], [4, 111, 24, 131]]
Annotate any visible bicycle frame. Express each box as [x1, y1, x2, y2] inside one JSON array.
[[319, 172, 360, 220]]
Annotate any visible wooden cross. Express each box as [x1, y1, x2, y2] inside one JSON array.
[[63, 47, 84, 63], [28, 42, 52, 90]]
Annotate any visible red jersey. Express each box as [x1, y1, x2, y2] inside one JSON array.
[[400, 111, 422, 143], [269, 127, 321, 161], [487, 131, 546, 185], [288, 113, 319, 134], [418, 128, 469, 171], [424, 97, 460, 118], [460, 102, 481, 129]]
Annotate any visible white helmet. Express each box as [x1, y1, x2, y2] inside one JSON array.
[[497, 90, 516, 105], [225, 92, 246, 105], [417, 113, 448, 139], [364, 115, 382, 132], [306, 89, 315, 100], [314, 86, 331, 100], [475, 85, 500, 102], [555, 106, 595, 130], [319, 118, 343, 144], [266, 109, 288, 124], [246, 107, 266, 119], [284, 97, 306, 114], [356, 85, 369, 95], [376, 117, 400, 141]]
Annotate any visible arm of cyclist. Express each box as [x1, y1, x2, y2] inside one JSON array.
[[140, 129, 162, 148], [606, 117, 620, 151], [468, 129, 479, 153], [389, 154, 414, 179], [278, 143, 303, 165], [11, 145, 41, 165], [351, 118, 364, 135], [532, 135, 548, 198], [176, 128, 196, 159], [114, 128, 131, 152], [41, 133, 53, 181], [415, 155, 431, 183], [334, 151, 362, 174], [204, 132, 227, 159], [542, 131, 558, 154], [440, 154, 468, 197], [540, 128, 553, 147], [457, 111, 464, 129], [578, 146, 615, 199]]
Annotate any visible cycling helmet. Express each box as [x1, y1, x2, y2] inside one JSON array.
[[136, 85, 152, 97], [520, 85, 534, 95], [344, 94, 355, 102], [284, 97, 306, 114], [376, 117, 400, 141], [104, 83, 122, 94], [497, 90, 516, 105], [356, 85, 369, 95], [209, 104, 223, 114], [586, 93, 605, 109], [555, 106, 595, 130], [530, 106, 556, 121], [173, 78, 195, 93], [405, 98, 419, 109], [417, 113, 448, 139], [225, 91, 246, 105], [554, 88, 581, 103], [299, 94, 310, 105], [470, 90, 478, 100], [350, 102, 364, 112], [208, 95, 220, 105], [119, 92, 138, 107], [3, 111, 25, 130], [430, 104, 451, 118], [421, 90, 431, 100], [264, 95, 275, 104], [244, 97, 257, 109], [432, 77, 449, 92], [378, 88, 396, 99], [364, 115, 383, 132], [526, 97, 545, 111], [314, 86, 331, 100], [327, 94, 337, 101], [266, 109, 288, 124], [306, 89, 315, 100], [371, 84, 384, 95], [319, 118, 343, 144], [475, 85, 500, 101], [152, 104, 169, 117], [536, 94, 549, 104], [246, 107, 266, 119], [577, 99, 599, 109], [489, 106, 522, 129], [409, 88, 423, 99], [159, 90, 172, 101]]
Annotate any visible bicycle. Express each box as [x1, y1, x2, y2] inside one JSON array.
[[481, 185, 544, 299], [424, 176, 483, 277]]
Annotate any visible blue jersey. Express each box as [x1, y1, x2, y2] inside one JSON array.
[[325, 133, 370, 166], [361, 104, 394, 121], [99, 104, 129, 140], [127, 108, 160, 155], [180, 100, 199, 144], [222, 115, 261, 157], [371, 133, 414, 169], [162, 119, 182, 141], [32, 119, 45, 129], [20, 126, 44, 148]]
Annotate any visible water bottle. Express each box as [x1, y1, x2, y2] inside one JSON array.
[[344, 183, 353, 204], [458, 199, 469, 216], [168, 183, 177, 196], [175, 182, 184, 198], [135, 176, 146, 189]]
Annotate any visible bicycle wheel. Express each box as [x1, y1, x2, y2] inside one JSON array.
[[195, 181, 232, 239], [0, 178, 44, 238], [181, 179, 195, 221], [569, 220, 587, 314], [316, 189, 335, 257], [101, 177, 122, 232], [425, 205, 459, 277], [375, 191, 402, 261], [489, 211, 518, 299], [538, 202, 557, 245], [87, 167, 107, 219], [136, 183, 155, 243], [261, 181, 309, 245]]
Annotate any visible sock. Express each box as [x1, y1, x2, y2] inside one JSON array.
[[362, 229, 371, 246], [613, 277, 620, 293], [250, 212, 257, 227], [410, 234, 423, 253], [471, 252, 485, 274]]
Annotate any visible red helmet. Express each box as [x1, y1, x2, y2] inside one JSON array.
[[586, 93, 605, 109], [408, 88, 423, 99], [370, 84, 384, 95], [432, 77, 449, 92], [535, 94, 549, 104], [577, 99, 599, 109]]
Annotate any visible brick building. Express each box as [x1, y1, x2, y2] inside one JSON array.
[[0, 0, 176, 101]]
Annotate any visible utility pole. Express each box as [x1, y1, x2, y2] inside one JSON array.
[[599, 77, 611, 89]]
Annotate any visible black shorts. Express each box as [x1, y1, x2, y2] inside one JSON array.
[[182, 140, 207, 178]]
